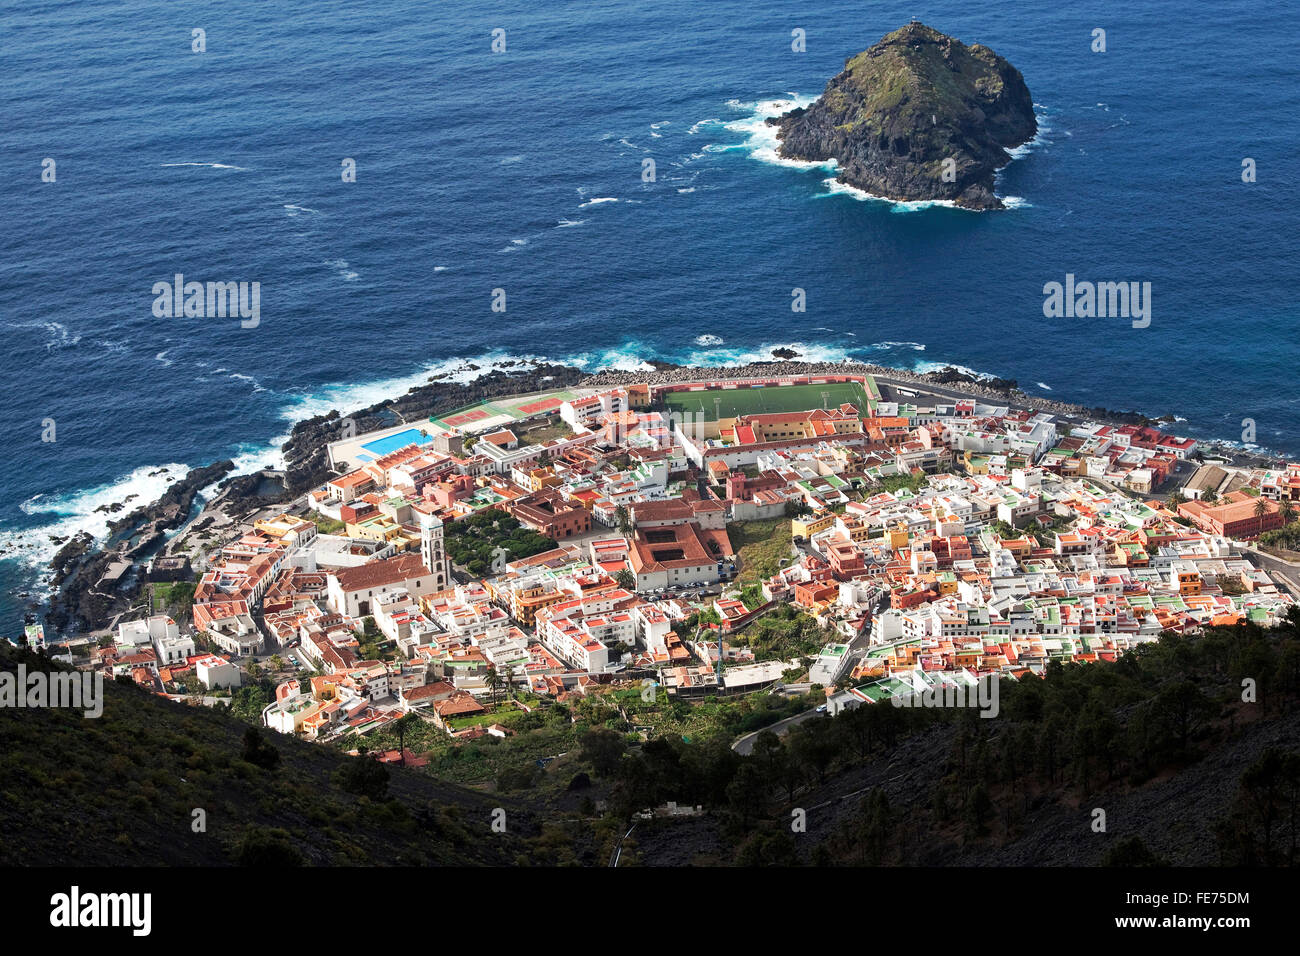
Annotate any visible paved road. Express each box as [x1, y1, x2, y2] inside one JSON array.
[[1241, 544, 1300, 599], [609, 822, 637, 867], [732, 705, 826, 755]]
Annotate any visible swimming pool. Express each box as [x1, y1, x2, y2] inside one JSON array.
[[359, 428, 434, 459]]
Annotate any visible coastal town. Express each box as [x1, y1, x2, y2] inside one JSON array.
[[37, 367, 1299, 764]]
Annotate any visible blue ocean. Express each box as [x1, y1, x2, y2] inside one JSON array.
[[2, 0, 1297, 629]]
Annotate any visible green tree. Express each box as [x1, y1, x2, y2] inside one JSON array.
[[393, 713, 418, 765], [333, 753, 390, 799], [579, 728, 627, 777], [240, 727, 280, 770]]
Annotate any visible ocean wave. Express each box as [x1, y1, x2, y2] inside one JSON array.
[[677, 187, 696, 193], [912, 360, 1004, 379], [688, 118, 721, 134], [325, 258, 359, 280], [716, 95, 832, 171], [1037, 382, 1053, 391], [693, 334, 724, 346], [1004, 106, 1053, 160], [5, 320, 82, 351], [499, 154, 525, 164], [160, 162, 247, 171], [229, 372, 267, 393], [2, 463, 190, 570], [820, 177, 964, 212], [864, 341, 927, 352], [276, 352, 562, 421], [555, 219, 586, 228], [283, 204, 320, 216], [155, 350, 173, 366], [578, 197, 618, 208]]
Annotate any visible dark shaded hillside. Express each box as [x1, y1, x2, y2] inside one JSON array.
[[613, 616, 1300, 866], [0, 647, 534, 866]]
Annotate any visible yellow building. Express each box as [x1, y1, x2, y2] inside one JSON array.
[[793, 511, 835, 539]]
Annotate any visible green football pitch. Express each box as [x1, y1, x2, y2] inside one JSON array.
[[661, 381, 872, 421]]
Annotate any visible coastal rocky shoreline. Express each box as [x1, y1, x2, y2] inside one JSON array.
[[583, 359, 1168, 426], [31, 354, 1272, 637]]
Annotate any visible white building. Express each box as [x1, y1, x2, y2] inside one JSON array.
[[195, 655, 242, 691]]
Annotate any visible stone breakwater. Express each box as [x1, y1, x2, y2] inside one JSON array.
[[583, 359, 1274, 465], [582, 360, 1118, 422]]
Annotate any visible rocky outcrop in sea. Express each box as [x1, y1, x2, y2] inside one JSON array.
[[769, 22, 1037, 210]]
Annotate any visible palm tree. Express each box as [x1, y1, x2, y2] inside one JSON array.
[[615, 504, 632, 536], [503, 665, 516, 702], [485, 665, 501, 707], [1254, 497, 1270, 533], [1280, 499, 1296, 525], [394, 713, 417, 766]]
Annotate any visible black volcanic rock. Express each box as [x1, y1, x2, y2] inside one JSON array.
[[770, 22, 1036, 209]]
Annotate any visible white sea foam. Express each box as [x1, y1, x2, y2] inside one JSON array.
[[155, 350, 173, 366], [865, 341, 927, 351], [693, 334, 724, 346], [913, 360, 1003, 379], [5, 320, 82, 351], [1037, 382, 1053, 391], [677, 187, 696, 193], [688, 118, 721, 134], [719, 95, 832, 170], [160, 162, 247, 171], [500, 154, 525, 164], [283, 204, 320, 216], [579, 197, 618, 208], [2, 464, 190, 570], [555, 219, 586, 228], [819, 177, 964, 211], [1004, 110, 1052, 160], [325, 258, 359, 280], [277, 352, 558, 422]]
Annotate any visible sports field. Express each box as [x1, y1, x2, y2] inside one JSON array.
[[661, 381, 873, 421], [429, 388, 585, 431]]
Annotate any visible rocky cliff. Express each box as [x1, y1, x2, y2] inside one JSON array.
[[770, 22, 1036, 209]]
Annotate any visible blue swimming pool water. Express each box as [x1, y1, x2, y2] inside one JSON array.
[[360, 428, 435, 459]]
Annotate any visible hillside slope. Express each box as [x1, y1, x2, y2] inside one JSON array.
[[0, 647, 533, 866]]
